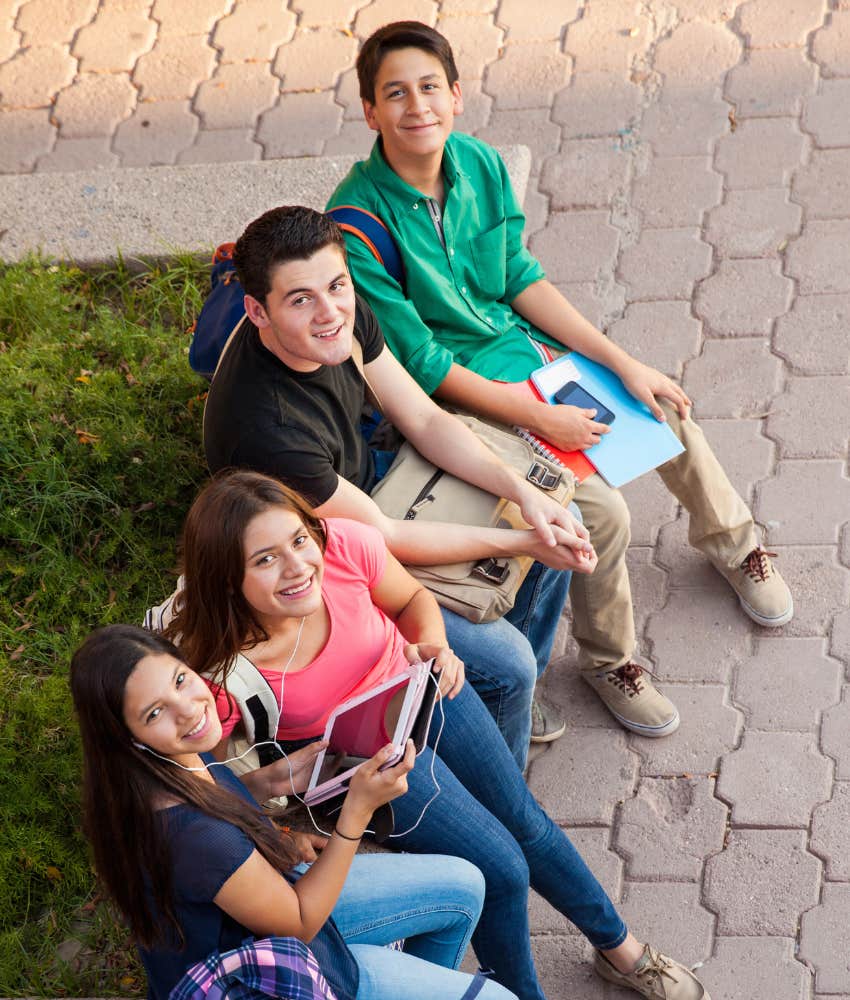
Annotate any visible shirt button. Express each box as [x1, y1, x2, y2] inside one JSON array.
[[449, 248, 455, 256], [412, 203, 419, 210], [461, 286, 467, 294]]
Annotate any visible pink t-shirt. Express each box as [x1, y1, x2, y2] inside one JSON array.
[[211, 518, 409, 741]]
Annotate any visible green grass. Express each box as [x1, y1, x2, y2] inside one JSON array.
[[0, 255, 211, 995]]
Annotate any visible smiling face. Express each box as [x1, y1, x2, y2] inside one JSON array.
[[362, 46, 463, 167], [244, 244, 356, 373], [241, 506, 325, 626], [123, 652, 221, 764]]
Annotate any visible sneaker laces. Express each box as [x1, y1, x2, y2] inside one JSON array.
[[634, 946, 678, 987], [607, 662, 646, 697], [740, 547, 777, 583]]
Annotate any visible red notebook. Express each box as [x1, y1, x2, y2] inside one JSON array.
[[498, 380, 596, 482]]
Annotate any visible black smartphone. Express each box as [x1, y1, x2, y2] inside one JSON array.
[[553, 381, 615, 425]]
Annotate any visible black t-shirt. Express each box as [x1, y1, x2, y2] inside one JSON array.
[[203, 294, 385, 506]]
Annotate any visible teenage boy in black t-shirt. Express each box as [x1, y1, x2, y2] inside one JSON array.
[[203, 205, 593, 767]]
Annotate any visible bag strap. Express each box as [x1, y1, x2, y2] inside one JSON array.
[[201, 653, 281, 753], [349, 337, 384, 414], [327, 205, 404, 287]]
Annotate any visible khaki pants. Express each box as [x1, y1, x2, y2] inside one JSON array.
[[569, 400, 757, 672]]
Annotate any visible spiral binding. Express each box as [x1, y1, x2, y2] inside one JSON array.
[[513, 426, 565, 468]]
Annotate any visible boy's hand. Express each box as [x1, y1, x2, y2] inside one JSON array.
[[618, 359, 691, 421], [517, 486, 591, 551], [524, 526, 598, 575], [531, 402, 612, 451]]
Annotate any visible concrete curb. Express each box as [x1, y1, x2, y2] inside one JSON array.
[[0, 146, 531, 264]]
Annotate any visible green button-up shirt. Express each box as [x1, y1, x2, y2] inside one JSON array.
[[327, 132, 561, 395]]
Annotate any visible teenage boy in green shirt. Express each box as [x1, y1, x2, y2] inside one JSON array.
[[327, 20, 793, 739]]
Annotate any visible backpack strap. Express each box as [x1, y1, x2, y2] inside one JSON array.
[[201, 654, 284, 767], [144, 588, 283, 767], [327, 205, 404, 287], [349, 337, 383, 414]]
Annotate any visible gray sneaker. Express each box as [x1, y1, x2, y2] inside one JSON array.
[[530, 697, 566, 743], [594, 944, 710, 999], [583, 663, 680, 738], [717, 547, 793, 628]]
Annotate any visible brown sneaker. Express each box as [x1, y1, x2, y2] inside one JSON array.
[[582, 663, 680, 738], [594, 944, 710, 999], [718, 547, 793, 628]]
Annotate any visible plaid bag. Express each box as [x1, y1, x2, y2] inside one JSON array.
[[168, 936, 339, 1000]]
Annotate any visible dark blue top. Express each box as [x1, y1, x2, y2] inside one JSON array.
[[139, 757, 357, 1000]]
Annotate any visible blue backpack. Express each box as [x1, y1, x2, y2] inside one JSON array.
[[189, 207, 404, 379]]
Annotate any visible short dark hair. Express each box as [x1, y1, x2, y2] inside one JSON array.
[[233, 206, 346, 306], [357, 21, 459, 105]]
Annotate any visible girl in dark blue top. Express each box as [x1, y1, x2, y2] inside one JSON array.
[[69, 625, 516, 1000]]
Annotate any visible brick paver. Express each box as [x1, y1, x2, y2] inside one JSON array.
[[631, 156, 722, 229], [72, 6, 157, 73], [717, 731, 833, 825], [811, 8, 850, 76], [3, 3, 850, 995], [803, 78, 850, 147], [608, 301, 702, 378], [738, 0, 828, 47], [683, 338, 782, 418], [113, 99, 198, 167], [705, 187, 802, 259], [540, 138, 630, 210], [698, 936, 811, 1000], [14, 0, 97, 47], [704, 829, 822, 935], [725, 47, 818, 117], [0, 44, 76, 108], [733, 636, 842, 731], [695, 259, 793, 336], [811, 781, 850, 880], [619, 228, 712, 301], [616, 776, 727, 880], [800, 883, 850, 993]]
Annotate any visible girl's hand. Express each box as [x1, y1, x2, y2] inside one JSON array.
[[404, 642, 464, 699], [288, 831, 328, 863], [263, 740, 328, 798], [345, 740, 415, 819]]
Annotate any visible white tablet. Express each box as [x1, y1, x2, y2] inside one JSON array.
[[304, 659, 437, 806]]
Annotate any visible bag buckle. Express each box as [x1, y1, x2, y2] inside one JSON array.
[[527, 462, 562, 491], [472, 557, 510, 585]]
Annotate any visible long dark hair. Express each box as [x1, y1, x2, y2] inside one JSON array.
[[69, 624, 299, 949], [167, 470, 327, 684]]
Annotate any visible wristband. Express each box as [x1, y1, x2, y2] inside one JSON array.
[[333, 824, 364, 842]]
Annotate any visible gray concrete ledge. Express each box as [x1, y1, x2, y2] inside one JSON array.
[[0, 146, 530, 265]]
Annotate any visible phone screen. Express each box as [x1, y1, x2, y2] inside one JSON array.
[[553, 381, 615, 424]]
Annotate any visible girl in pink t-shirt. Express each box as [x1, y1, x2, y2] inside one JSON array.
[[166, 470, 710, 1000]]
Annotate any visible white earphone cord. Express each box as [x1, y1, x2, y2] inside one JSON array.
[[136, 667, 444, 838]]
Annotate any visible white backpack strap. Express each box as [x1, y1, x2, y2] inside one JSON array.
[[142, 575, 185, 632], [201, 653, 280, 746]]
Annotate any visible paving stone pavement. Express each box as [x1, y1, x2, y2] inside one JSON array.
[[2, 1, 849, 997]]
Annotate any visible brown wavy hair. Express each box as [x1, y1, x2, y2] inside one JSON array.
[[69, 624, 300, 950], [166, 469, 327, 686]]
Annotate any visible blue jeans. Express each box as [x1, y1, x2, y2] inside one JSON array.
[[386, 682, 627, 1000], [330, 854, 516, 1000], [443, 550, 573, 770]]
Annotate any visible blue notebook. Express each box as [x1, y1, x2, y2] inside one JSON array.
[[530, 353, 685, 488]]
